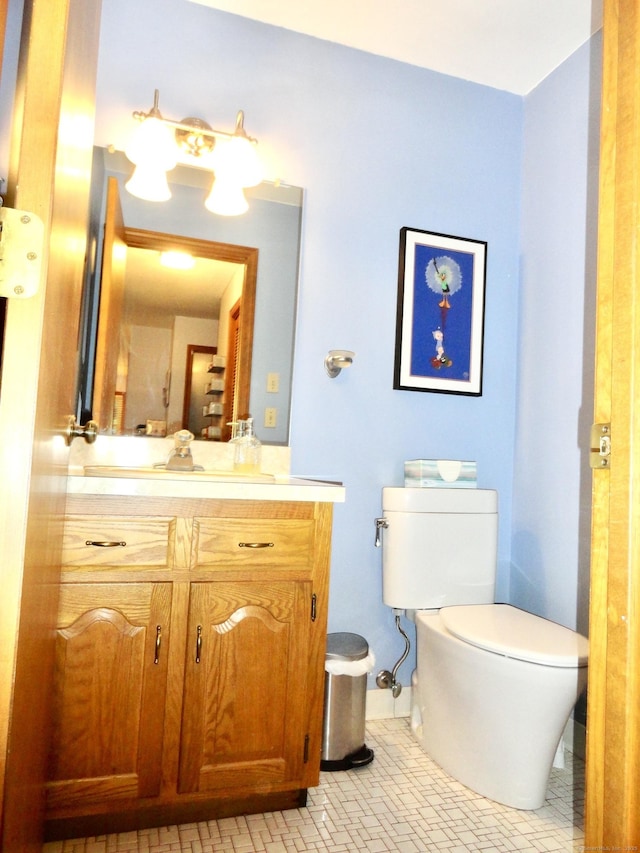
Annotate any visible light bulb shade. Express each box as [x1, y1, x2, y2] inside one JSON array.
[[124, 116, 178, 170], [125, 164, 172, 202], [204, 177, 249, 216], [211, 135, 263, 188]]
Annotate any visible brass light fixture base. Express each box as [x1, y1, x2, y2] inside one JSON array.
[[175, 117, 216, 157]]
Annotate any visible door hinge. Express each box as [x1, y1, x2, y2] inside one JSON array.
[[0, 206, 44, 299], [590, 423, 611, 469], [310, 593, 317, 622], [303, 733, 310, 763]]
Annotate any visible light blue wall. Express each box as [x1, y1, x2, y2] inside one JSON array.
[[513, 34, 601, 638], [92, 0, 598, 686]]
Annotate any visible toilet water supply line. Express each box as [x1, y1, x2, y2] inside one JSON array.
[[376, 610, 410, 698], [374, 516, 411, 697]]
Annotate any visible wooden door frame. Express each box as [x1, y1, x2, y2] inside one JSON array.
[[222, 298, 242, 441], [585, 0, 640, 845], [93, 176, 126, 431], [182, 344, 216, 432]]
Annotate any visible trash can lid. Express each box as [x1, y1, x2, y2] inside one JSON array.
[[326, 632, 369, 662]]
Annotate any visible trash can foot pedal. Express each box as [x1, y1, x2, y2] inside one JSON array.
[[320, 744, 374, 772]]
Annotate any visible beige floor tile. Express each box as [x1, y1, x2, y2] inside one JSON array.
[[43, 719, 584, 853]]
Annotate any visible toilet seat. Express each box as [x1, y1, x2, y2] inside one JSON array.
[[440, 603, 589, 667]]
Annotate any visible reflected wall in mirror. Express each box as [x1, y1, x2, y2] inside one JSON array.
[[78, 147, 303, 444]]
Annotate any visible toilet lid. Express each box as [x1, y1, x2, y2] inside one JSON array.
[[440, 604, 589, 667]]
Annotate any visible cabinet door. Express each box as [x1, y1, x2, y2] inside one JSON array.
[[178, 580, 311, 794], [46, 583, 171, 813]]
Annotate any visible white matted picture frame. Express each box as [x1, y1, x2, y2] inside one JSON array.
[[393, 227, 487, 396]]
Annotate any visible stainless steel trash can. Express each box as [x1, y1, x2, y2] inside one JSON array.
[[320, 632, 374, 771]]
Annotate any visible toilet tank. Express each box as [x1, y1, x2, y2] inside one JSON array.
[[381, 487, 498, 610]]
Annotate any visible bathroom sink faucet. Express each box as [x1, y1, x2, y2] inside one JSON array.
[[156, 430, 204, 472]]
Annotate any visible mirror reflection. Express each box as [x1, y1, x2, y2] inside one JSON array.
[[78, 147, 303, 444], [120, 253, 240, 440]]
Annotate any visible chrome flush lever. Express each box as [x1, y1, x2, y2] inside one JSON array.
[[374, 517, 388, 547]]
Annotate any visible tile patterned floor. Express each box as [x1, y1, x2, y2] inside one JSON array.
[[43, 718, 585, 853]]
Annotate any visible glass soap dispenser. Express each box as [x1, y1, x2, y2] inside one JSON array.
[[233, 417, 262, 474]]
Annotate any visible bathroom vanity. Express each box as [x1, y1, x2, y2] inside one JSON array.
[[44, 467, 344, 840]]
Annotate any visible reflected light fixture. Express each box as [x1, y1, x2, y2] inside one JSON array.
[[124, 89, 263, 215], [205, 177, 249, 216], [159, 250, 196, 270]]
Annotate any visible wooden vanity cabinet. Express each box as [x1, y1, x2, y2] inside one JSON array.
[[44, 495, 333, 840]]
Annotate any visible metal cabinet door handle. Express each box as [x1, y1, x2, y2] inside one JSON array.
[[195, 625, 202, 663], [154, 626, 162, 665]]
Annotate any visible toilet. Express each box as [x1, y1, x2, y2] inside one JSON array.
[[381, 487, 588, 811]]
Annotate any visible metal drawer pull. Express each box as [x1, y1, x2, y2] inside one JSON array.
[[195, 625, 202, 663], [238, 542, 274, 549], [85, 540, 127, 547], [154, 626, 161, 665]]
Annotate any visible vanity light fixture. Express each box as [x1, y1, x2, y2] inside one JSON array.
[[124, 89, 263, 215], [325, 350, 355, 378]]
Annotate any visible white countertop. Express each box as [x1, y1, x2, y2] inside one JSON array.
[[67, 436, 345, 502], [67, 472, 346, 503]]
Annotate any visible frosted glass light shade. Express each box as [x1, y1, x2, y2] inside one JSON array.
[[204, 177, 249, 216], [125, 164, 172, 202], [211, 135, 263, 188], [124, 116, 177, 170]]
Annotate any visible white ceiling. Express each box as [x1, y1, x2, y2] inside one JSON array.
[[124, 247, 239, 328], [187, 0, 602, 95]]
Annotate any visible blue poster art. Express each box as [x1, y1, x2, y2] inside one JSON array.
[[410, 243, 475, 382]]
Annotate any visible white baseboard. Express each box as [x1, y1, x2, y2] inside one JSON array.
[[366, 687, 411, 720]]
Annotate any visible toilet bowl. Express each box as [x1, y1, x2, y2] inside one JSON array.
[[410, 603, 588, 810], [380, 487, 589, 810]]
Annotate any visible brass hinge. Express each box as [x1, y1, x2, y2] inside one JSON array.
[[590, 423, 611, 469], [0, 207, 44, 299], [310, 593, 317, 622], [303, 734, 310, 763]]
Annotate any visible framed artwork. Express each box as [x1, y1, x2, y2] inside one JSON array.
[[393, 227, 487, 396]]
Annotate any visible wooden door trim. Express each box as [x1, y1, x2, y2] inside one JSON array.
[[93, 176, 126, 430], [182, 344, 216, 431], [586, 0, 640, 844]]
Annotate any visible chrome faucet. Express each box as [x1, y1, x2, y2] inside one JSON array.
[[156, 430, 204, 472]]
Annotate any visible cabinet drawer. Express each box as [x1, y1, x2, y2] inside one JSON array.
[[192, 517, 314, 570], [62, 516, 176, 568]]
